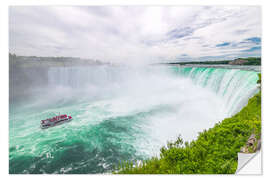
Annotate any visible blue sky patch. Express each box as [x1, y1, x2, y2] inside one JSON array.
[[216, 42, 230, 47], [242, 46, 261, 52], [246, 37, 261, 44], [167, 27, 194, 40]]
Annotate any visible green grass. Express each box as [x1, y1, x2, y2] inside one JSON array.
[[115, 74, 261, 174]]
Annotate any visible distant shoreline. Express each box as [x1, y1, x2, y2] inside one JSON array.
[[165, 64, 261, 72], [9, 54, 261, 72], [9, 54, 107, 68], [163, 57, 261, 66]]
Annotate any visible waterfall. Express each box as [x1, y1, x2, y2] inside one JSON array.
[[172, 66, 259, 116], [48, 66, 129, 88], [47, 65, 259, 117], [10, 65, 260, 174]]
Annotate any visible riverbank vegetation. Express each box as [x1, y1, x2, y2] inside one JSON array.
[[115, 73, 261, 174]]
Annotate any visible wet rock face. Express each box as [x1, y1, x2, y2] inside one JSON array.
[[240, 134, 260, 153], [256, 139, 261, 151], [247, 134, 256, 146], [240, 146, 248, 153]]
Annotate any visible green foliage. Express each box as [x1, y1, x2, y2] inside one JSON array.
[[116, 77, 261, 174], [257, 73, 261, 85], [242, 57, 261, 65], [257, 73, 261, 98]]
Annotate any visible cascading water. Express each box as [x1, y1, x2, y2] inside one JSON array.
[[172, 66, 259, 116], [9, 65, 259, 174]]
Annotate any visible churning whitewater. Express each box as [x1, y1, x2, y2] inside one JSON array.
[[9, 65, 259, 174]]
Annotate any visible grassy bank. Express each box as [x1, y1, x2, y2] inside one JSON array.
[[115, 74, 261, 174]]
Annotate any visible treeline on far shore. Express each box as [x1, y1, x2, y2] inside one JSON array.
[[166, 57, 261, 66]]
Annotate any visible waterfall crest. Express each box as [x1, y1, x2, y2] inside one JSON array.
[[172, 66, 259, 116]]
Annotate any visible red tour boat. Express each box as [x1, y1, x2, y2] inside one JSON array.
[[40, 114, 72, 129]]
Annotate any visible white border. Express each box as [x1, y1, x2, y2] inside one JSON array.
[[1, 0, 270, 180], [4, 0, 266, 6]]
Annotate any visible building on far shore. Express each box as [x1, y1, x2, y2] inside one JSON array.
[[228, 58, 249, 65]]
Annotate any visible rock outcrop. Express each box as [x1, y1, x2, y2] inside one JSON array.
[[240, 133, 261, 153]]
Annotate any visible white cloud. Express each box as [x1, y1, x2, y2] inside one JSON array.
[[9, 6, 261, 64]]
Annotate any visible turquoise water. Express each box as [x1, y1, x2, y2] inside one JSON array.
[[9, 66, 259, 174]]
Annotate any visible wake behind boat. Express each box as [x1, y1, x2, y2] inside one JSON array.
[[40, 114, 72, 129]]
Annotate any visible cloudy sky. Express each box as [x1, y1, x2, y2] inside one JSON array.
[[9, 6, 261, 64]]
